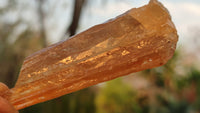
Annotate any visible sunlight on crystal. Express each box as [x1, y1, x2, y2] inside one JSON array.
[[30, 67, 49, 76], [27, 74, 31, 78], [121, 50, 130, 56], [76, 50, 92, 61], [58, 56, 73, 64], [10, 0, 178, 110]]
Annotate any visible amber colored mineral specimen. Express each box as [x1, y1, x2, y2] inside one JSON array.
[[0, 83, 11, 101], [6, 0, 178, 110]]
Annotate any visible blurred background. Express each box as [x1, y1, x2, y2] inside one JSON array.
[[0, 0, 200, 113]]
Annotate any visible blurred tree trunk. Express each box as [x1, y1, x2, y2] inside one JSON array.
[[67, 0, 86, 36], [37, 0, 47, 47]]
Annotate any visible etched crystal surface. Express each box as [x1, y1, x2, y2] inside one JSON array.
[[9, 0, 178, 110]]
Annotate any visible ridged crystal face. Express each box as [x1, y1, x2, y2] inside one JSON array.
[[0, 83, 11, 100], [9, 0, 178, 110]]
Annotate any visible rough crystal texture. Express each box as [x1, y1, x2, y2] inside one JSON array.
[[0, 83, 11, 100], [9, 0, 178, 110]]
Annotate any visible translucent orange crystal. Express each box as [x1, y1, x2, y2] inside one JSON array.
[[8, 0, 178, 110]]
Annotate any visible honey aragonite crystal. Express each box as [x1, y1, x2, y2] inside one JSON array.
[[9, 0, 178, 110]]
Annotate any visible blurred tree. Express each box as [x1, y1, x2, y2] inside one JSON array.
[[67, 0, 86, 36], [37, 0, 47, 47], [0, 0, 45, 88], [1, 0, 200, 113], [0, 0, 94, 113]]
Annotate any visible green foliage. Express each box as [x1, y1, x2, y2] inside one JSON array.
[[96, 78, 141, 113]]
